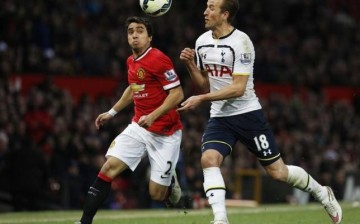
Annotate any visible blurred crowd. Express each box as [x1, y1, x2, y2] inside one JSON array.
[[0, 0, 360, 211], [1, 0, 360, 86]]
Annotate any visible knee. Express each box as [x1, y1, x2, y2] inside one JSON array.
[[149, 189, 166, 201], [268, 170, 284, 181], [201, 150, 223, 168], [101, 161, 111, 173], [266, 166, 288, 182], [100, 158, 126, 178]]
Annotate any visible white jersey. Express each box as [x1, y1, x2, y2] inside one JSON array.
[[195, 29, 262, 117]]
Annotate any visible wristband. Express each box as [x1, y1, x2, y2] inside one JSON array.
[[108, 108, 118, 117]]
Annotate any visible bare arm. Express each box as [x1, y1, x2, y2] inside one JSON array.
[[200, 75, 248, 101], [111, 86, 134, 112], [138, 85, 184, 128], [178, 75, 248, 111], [95, 86, 133, 129], [180, 48, 210, 93]]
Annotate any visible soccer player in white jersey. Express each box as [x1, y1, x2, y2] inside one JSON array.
[[76, 16, 183, 224], [179, 0, 342, 223]]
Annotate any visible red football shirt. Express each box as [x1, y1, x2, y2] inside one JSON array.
[[127, 47, 182, 135]]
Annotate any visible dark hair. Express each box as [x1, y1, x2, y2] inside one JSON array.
[[125, 16, 153, 37], [220, 0, 239, 24]]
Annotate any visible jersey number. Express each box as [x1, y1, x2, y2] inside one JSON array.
[[254, 134, 269, 151], [161, 161, 172, 178]]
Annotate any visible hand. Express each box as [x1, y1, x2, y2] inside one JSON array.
[[177, 95, 203, 111], [180, 48, 195, 64], [138, 115, 155, 128], [95, 112, 113, 130]]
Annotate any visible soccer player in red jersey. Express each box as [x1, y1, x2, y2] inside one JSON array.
[[77, 16, 183, 224]]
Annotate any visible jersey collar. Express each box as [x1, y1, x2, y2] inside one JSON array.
[[212, 28, 236, 40], [134, 47, 152, 61]]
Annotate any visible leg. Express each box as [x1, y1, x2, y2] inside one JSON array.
[[79, 157, 128, 224], [202, 149, 228, 223], [263, 158, 324, 193], [237, 109, 342, 224], [148, 180, 169, 201], [200, 117, 236, 224], [263, 158, 342, 224], [78, 123, 147, 224], [165, 172, 182, 206], [147, 173, 181, 207], [146, 129, 182, 207]]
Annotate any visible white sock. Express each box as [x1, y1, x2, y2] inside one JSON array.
[[287, 165, 327, 202], [203, 167, 227, 221]]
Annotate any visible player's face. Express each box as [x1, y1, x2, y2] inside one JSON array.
[[204, 0, 226, 30], [127, 22, 152, 53]]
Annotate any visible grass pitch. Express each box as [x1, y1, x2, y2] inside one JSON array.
[[0, 203, 358, 224]]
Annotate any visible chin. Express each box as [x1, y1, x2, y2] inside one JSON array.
[[205, 24, 212, 30]]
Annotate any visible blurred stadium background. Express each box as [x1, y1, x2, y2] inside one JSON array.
[[0, 0, 359, 213]]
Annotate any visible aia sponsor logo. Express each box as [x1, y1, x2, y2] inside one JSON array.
[[205, 64, 232, 77]]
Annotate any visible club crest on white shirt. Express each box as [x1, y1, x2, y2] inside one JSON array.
[[164, 69, 177, 81], [240, 53, 252, 65]]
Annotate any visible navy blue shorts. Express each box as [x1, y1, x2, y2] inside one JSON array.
[[202, 109, 281, 166]]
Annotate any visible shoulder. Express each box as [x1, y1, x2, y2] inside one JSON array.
[[225, 29, 251, 42], [149, 48, 171, 62], [149, 48, 167, 57], [196, 31, 212, 44], [231, 29, 254, 51], [126, 55, 133, 64], [232, 29, 253, 43]]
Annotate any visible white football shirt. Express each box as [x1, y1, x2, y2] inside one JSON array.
[[195, 29, 262, 117]]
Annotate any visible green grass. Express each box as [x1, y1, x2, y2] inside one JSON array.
[[0, 203, 358, 224]]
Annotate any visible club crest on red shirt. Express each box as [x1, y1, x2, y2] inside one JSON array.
[[137, 68, 146, 80]]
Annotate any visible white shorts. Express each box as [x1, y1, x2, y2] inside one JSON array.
[[105, 122, 182, 186]]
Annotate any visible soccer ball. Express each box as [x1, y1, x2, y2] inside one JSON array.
[[139, 0, 172, 17]]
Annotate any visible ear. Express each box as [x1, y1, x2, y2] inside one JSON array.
[[149, 36, 153, 42], [223, 10, 229, 21]]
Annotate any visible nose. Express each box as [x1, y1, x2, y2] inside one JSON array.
[[131, 33, 138, 39], [204, 7, 209, 16]]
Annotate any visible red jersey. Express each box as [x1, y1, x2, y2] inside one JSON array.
[[126, 47, 182, 135]]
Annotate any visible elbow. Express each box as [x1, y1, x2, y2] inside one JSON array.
[[200, 82, 210, 93], [234, 89, 245, 97], [174, 88, 184, 104], [201, 86, 210, 93], [178, 90, 184, 103]]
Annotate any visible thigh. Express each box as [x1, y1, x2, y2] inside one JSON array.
[[100, 156, 129, 178], [147, 130, 182, 187], [105, 123, 147, 171], [228, 110, 281, 166], [202, 117, 237, 157]]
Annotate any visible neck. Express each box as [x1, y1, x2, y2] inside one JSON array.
[[212, 24, 234, 39], [133, 45, 151, 58]]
